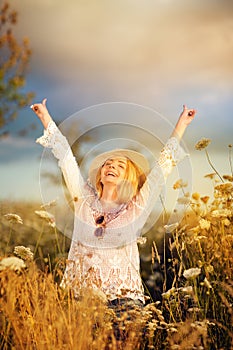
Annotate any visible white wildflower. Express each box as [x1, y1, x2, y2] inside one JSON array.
[[35, 210, 56, 227], [183, 267, 201, 279], [0, 256, 26, 271], [180, 286, 193, 295], [14, 246, 34, 261], [4, 213, 23, 224], [199, 218, 211, 230], [211, 209, 232, 218]]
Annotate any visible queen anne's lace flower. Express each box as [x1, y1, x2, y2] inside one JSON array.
[[14, 246, 34, 261], [183, 267, 201, 279], [0, 257, 26, 271], [35, 210, 56, 227], [4, 213, 23, 224], [195, 138, 211, 150], [211, 209, 232, 218]]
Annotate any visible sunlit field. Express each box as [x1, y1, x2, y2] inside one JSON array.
[[1, 142, 233, 350]]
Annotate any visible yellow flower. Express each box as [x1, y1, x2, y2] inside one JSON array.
[[223, 219, 231, 226], [199, 218, 211, 230], [173, 179, 188, 190], [195, 138, 211, 151], [192, 192, 200, 201], [214, 182, 233, 194], [204, 173, 216, 180], [223, 175, 233, 182], [200, 196, 210, 204]]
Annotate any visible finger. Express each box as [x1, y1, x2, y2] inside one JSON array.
[[183, 104, 187, 111], [30, 104, 39, 112], [42, 98, 47, 106], [188, 109, 196, 117]]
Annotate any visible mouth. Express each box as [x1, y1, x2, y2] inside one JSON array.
[[105, 171, 117, 177]]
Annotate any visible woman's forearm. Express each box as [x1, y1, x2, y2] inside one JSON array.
[[171, 119, 188, 140], [40, 112, 53, 129]]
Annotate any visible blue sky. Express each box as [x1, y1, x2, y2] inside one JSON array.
[[0, 0, 233, 203]]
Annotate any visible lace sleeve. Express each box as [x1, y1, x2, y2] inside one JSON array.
[[158, 137, 188, 178], [36, 121, 85, 200], [136, 137, 188, 217]]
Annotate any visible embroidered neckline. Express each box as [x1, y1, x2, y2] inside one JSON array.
[[91, 196, 128, 222]]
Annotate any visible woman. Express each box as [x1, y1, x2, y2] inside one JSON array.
[[31, 99, 196, 306]]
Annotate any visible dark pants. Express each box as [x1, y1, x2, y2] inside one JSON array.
[[108, 297, 144, 310]]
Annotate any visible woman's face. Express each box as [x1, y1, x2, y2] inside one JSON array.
[[100, 157, 127, 186]]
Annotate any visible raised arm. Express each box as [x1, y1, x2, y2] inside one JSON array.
[[30, 98, 52, 129], [136, 105, 196, 221], [170, 104, 196, 140], [30, 99, 87, 201]]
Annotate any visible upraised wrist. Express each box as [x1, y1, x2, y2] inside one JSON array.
[[41, 113, 52, 129]]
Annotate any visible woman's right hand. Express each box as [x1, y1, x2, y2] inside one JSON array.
[[30, 98, 52, 129]]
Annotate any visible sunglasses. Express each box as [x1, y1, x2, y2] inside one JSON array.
[[94, 215, 106, 238]]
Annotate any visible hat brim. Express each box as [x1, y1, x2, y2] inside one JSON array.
[[88, 148, 150, 189]]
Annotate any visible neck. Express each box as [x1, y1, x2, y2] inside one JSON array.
[[101, 184, 118, 202]]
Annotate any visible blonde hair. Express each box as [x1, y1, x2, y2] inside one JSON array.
[[95, 158, 146, 203]]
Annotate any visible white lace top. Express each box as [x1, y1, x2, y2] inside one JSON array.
[[36, 121, 186, 302]]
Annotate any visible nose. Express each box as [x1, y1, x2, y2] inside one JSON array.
[[108, 163, 116, 169]]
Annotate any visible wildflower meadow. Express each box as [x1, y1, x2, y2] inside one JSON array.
[[0, 140, 232, 349]]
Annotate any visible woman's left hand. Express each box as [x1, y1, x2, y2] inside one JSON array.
[[171, 105, 197, 140], [178, 105, 197, 126]]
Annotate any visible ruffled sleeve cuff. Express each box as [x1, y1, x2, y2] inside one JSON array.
[[36, 121, 58, 148], [158, 137, 188, 178]]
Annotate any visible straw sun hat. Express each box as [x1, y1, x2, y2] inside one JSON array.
[[88, 148, 150, 189]]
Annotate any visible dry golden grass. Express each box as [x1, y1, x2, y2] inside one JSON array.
[[1, 143, 233, 349]]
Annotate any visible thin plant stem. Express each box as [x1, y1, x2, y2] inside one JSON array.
[[228, 145, 233, 177], [205, 149, 224, 182]]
